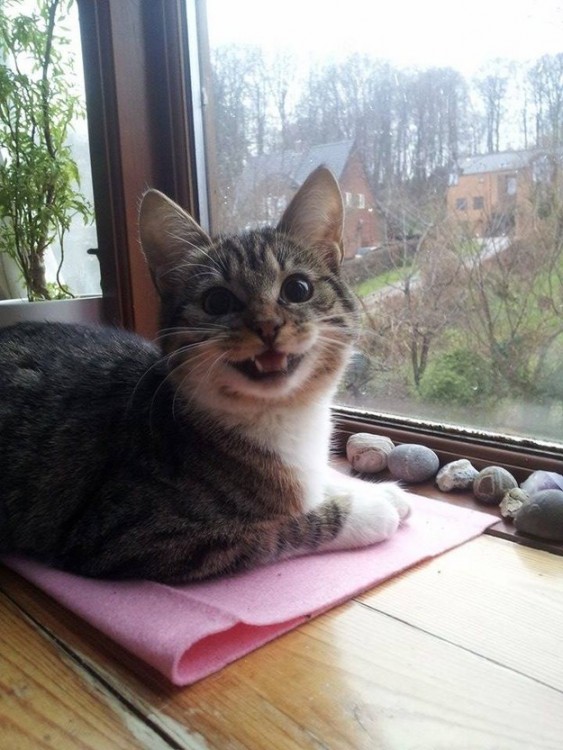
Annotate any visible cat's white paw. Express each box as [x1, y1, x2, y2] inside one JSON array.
[[322, 480, 411, 552], [381, 482, 412, 523]]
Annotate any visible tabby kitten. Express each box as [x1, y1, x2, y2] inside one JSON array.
[[0, 167, 410, 583]]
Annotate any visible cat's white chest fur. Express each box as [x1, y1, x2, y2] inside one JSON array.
[[237, 398, 334, 511], [235, 397, 411, 549]]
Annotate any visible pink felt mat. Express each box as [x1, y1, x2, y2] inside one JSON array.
[[2, 495, 495, 685]]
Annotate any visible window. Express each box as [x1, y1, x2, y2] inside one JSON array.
[[265, 195, 287, 220], [75, 2, 563, 460], [0, 2, 99, 301], [196, 0, 563, 448], [505, 175, 517, 196]]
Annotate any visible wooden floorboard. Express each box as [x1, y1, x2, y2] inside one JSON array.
[[359, 535, 563, 691], [0, 595, 174, 749], [1, 535, 562, 749]]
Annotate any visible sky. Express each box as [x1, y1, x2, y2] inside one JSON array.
[[205, 0, 563, 75]]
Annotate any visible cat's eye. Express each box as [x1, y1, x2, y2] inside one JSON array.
[[280, 275, 314, 304], [202, 287, 243, 315]]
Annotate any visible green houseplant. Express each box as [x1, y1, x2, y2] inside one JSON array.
[[0, 0, 91, 301]]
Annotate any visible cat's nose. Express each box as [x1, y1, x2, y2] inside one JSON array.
[[253, 318, 282, 346]]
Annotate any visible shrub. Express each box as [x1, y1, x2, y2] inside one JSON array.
[[418, 348, 493, 405]]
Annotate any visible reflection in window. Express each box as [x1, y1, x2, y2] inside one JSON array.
[[199, 0, 563, 444]]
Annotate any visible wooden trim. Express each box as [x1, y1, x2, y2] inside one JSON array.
[[142, 0, 199, 216], [76, 0, 198, 338]]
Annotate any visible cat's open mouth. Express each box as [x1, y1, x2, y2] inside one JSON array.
[[231, 350, 303, 381]]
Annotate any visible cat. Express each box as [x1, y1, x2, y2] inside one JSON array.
[[0, 166, 411, 583]]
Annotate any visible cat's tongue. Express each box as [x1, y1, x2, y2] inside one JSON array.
[[254, 350, 288, 374]]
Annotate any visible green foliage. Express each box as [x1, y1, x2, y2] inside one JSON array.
[[0, 0, 91, 300], [354, 264, 413, 297], [418, 348, 493, 406]]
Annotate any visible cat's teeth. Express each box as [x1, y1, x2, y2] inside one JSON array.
[[254, 357, 264, 374]]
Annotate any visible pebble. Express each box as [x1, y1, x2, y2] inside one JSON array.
[[387, 443, 440, 483], [436, 459, 479, 491], [520, 470, 563, 495], [346, 434, 394, 474], [473, 466, 518, 505], [514, 489, 563, 542], [499, 488, 530, 519]]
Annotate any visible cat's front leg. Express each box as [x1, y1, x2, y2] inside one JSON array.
[[319, 468, 411, 552]]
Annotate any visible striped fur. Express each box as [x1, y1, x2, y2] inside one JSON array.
[[0, 167, 410, 583]]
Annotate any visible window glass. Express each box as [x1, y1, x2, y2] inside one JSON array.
[[0, 0, 99, 300], [198, 0, 563, 445]]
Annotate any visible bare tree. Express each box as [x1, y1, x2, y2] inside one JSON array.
[[359, 192, 466, 388], [458, 171, 563, 395], [265, 51, 298, 151], [528, 53, 563, 147], [475, 62, 509, 152]]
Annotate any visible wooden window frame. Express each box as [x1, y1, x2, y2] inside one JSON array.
[[76, 0, 199, 339], [77, 1, 563, 486]]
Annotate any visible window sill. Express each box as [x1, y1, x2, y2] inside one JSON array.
[[333, 406, 563, 482], [332, 410, 563, 558]]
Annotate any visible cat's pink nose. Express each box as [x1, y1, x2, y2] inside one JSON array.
[[253, 319, 282, 346]]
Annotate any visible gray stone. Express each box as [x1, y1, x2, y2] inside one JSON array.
[[520, 470, 563, 495], [435, 459, 479, 491], [346, 433, 394, 474], [500, 488, 530, 519], [473, 466, 518, 505], [514, 490, 563, 542], [387, 443, 440, 483]]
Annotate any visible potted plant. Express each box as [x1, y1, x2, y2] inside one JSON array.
[[0, 0, 99, 323]]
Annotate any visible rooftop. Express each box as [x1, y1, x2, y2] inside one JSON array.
[[457, 150, 533, 175], [456, 147, 563, 175], [238, 140, 355, 198]]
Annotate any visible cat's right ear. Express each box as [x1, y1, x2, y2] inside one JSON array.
[[277, 166, 344, 270], [139, 189, 212, 295]]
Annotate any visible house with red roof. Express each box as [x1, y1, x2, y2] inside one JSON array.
[[236, 140, 381, 259]]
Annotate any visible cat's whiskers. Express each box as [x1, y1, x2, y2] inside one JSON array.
[[174, 239, 227, 278], [158, 227, 226, 278], [172, 349, 229, 417], [164, 230, 207, 255], [127, 350, 179, 416], [156, 331, 226, 351], [140, 337, 225, 428], [155, 324, 229, 345]]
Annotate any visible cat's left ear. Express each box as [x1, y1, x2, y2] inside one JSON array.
[[277, 166, 344, 269], [139, 189, 212, 295]]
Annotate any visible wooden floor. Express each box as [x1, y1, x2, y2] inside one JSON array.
[[1, 530, 563, 748]]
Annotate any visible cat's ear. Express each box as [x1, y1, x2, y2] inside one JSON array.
[[139, 189, 212, 295], [277, 166, 344, 268]]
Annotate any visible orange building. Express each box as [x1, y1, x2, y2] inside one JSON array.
[[447, 150, 533, 237], [447, 148, 563, 237]]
